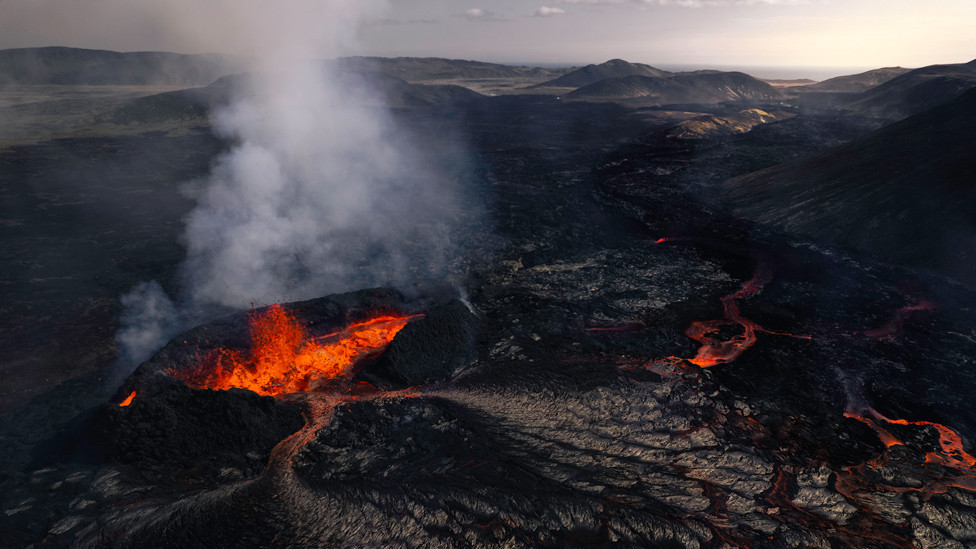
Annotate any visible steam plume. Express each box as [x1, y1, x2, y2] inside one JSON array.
[[116, 0, 469, 365]]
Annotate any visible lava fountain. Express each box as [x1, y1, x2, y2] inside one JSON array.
[[170, 304, 422, 397]]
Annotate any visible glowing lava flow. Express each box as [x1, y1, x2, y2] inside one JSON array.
[[684, 266, 773, 367], [840, 408, 976, 497], [171, 304, 421, 397], [119, 390, 136, 407]]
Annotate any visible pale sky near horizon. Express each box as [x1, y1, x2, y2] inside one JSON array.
[[1, 0, 973, 73]]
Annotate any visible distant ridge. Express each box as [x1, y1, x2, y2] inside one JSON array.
[[334, 56, 568, 82], [798, 67, 911, 93], [532, 59, 670, 88], [0, 48, 570, 87], [0, 47, 245, 86], [100, 70, 483, 125], [341, 71, 484, 107], [844, 62, 976, 119], [566, 71, 780, 104]]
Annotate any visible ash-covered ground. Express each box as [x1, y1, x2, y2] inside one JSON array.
[[3, 91, 976, 548]]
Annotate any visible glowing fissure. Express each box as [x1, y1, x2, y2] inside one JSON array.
[[119, 390, 136, 407], [170, 304, 421, 397], [841, 407, 976, 496]]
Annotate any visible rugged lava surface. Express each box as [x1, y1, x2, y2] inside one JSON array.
[[3, 93, 976, 549]]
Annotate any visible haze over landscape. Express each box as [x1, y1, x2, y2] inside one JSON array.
[[3, 0, 976, 548], [2, 0, 974, 72]]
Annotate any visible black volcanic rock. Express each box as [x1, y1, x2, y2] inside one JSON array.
[[532, 58, 670, 89], [0, 46, 244, 86], [567, 71, 781, 104], [361, 299, 480, 388], [292, 397, 491, 486], [96, 379, 303, 481], [724, 86, 976, 286]]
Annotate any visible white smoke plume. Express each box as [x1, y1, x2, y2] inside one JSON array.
[[116, 281, 182, 366], [116, 0, 470, 365]]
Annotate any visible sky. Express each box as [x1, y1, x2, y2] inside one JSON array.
[[1, 0, 974, 72]]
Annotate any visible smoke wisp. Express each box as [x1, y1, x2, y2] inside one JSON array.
[[116, 0, 472, 366]]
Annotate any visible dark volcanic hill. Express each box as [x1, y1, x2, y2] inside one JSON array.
[[531, 58, 670, 88], [349, 71, 484, 107], [843, 62, 976, 119], [335, 56, 568, 81], [566, 71, 780, 104], [797, 66, 911, 93], [724, 86, 976, 285], [0, 47, 245, 86]]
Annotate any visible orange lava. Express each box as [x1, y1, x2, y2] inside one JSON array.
[[119, 390, 136, 407], [844, 411, 904, 448], [840, 408, 976, 497], [866, 408, 976, 469], [685, 268, 772, 367], [171, 304, 421, 397]]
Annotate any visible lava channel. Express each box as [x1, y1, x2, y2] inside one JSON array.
[[841, 407, 976, 497], [651, 238, 810, 368], [170, 304, 422, 397], [684, 264, 773, 367]]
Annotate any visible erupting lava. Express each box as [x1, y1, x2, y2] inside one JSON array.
[[118, 390, 136, 407], [171, 304, 420, 397]]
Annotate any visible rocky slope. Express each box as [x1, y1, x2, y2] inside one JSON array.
[[724, 86, 976, 285], [567, 71, 781, 105], [532, 58, 670, 89]]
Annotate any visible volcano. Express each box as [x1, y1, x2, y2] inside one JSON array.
[[4, 50, 976, 549]]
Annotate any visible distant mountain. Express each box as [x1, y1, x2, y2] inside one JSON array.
[[566, 71, 781, 104], [724, 87, 976, 285], [843, 63, 976, 119], [531, 59, 670, 88], [334, 57, 568, 82], [797, 67, 911, 93], [342, 71, 484, 107], [0, 47, 245, 86]]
